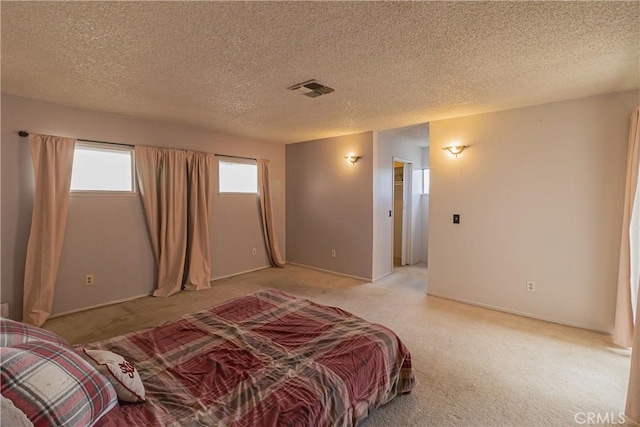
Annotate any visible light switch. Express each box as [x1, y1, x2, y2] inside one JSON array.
[[453, 214, 460, 224]]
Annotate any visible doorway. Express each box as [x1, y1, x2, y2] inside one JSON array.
[[393, 158, 412, 268]]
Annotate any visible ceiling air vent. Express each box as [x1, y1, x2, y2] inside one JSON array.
[[288, 80, 335, 98]]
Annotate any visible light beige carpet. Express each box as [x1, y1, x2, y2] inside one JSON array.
[[45, 264, 636, 426]]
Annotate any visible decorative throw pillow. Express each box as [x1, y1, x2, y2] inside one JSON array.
[[0, 341, 117, 427], [0, 318, 72, 349], [82, 349, 146, 403]]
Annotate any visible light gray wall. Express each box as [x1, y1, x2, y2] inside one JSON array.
[[1, 94, 285, 320], [372, 130, 425, 280], [286, 132, 374, 279], [428, 90, 639, 332], [421, 146, 430, 170]]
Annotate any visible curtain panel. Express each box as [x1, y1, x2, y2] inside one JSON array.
[[258, 159, 284, 268], [135, 147, 188, 297], [23, 134, 76, 326], [183, 151, 214, 290], [614, 107, 640, 348], [136, 147, 214, 296], [615, 107, 640, 422]]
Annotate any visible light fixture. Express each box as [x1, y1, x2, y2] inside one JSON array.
[[345, 154, 361, 164], [442, 145, 469, 158]]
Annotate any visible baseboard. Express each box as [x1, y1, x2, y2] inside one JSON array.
[[211, 265, 272, 281], [49, 293, 151, 319], [49, 266, 273, 318], [372, 271, 393, 281], [426, 291, 612, 334], [287, 262, 371, 282], [373, 260, 426, 282]]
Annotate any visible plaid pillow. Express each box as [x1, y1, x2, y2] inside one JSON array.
[[0, 318, 71, 349], [1, 341, 118, 427]]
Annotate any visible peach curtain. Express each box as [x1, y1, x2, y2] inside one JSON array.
[[257, 159, 284, 267], [614, 107, 640, 348], [23, 134, 76, 326], [617, 107, 640, 422], [135, 147, 188, 297], [183, 151, 214, 290]]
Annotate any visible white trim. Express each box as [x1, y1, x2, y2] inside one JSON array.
[[218, 157, 257, 166], [49, 293, 151, 318], [403, 162, 412, 265], [211, 265, 271, 281], [49, 266, 274, 318], [426, 291, 612, 334], [49, 266, 273, 318], [287, 262, 371, 282], [70, 191, 138, 197], [372, 271, 393, 281], [76, 140, 132, 152]]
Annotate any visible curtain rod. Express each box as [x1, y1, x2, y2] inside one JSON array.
[[19, 131, 257, 161], [215, 154, 257, 161], [18, 130, 134, 148]]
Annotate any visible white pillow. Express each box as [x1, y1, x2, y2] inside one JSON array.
[[82, 348, 146, 403], [0, 394, 34, 427]]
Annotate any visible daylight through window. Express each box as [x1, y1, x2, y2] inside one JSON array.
[[422, 169, 430, 195], [218, 159, 258, 194], [70, 142, 135, 192]]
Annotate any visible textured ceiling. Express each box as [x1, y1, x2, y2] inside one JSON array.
[[2, 2, 638, 144]]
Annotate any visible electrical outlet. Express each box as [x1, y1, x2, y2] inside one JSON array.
[[0, 303, 9, 318], [331, 249, 336, 258], [85, 274, 95, 286], [526, 281, 536, 292], [252, 248, 257, 255]]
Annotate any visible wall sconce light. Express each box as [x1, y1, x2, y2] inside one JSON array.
[[345, 154, 362, 164], [442, 145, 469, 158]]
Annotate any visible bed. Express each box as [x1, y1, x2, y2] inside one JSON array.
[[1, 289, 415, 426]]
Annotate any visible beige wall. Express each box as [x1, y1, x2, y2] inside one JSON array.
[[1, 94, 285, 320], [372, 130, 426, 280], [428, 90, 639, 332], [286, 132, 374, 279]]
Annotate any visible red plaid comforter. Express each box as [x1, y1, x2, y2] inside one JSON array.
[[92, 289, 415, 426]]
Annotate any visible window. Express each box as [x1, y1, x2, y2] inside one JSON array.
[[71, 142, 135, 193], [218, 159, 258, 194], [422, 169, 430, 195]]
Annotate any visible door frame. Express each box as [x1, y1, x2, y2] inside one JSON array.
[[392, 157, 413, 268]]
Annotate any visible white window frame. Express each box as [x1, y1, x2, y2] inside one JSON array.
[[70, 141, 136, 195], [218, 158, 258, 195]]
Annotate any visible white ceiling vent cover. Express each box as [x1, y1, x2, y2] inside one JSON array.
[[288, 80, 335, 98]]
